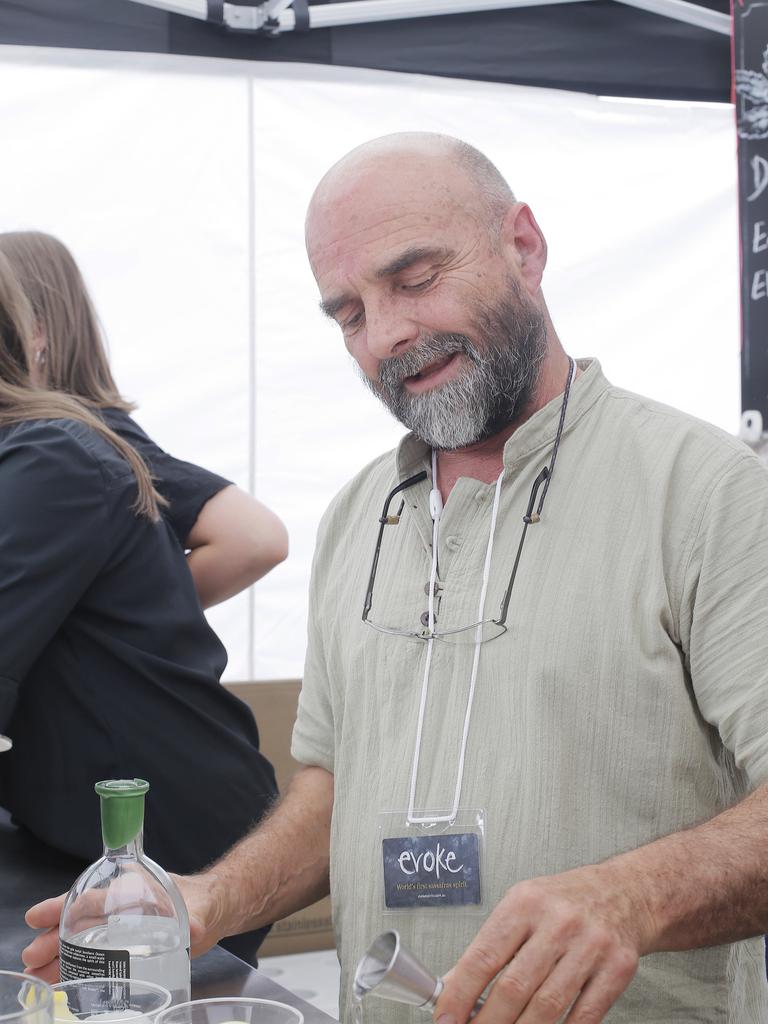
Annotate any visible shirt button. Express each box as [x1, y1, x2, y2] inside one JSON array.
[[424, 581, 442, 596], [420, 611, 435, 627], [446, 535, 462, 551]]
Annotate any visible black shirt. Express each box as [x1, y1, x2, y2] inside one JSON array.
[[100, 408, 231, 547], [0, 417, 277, 874]]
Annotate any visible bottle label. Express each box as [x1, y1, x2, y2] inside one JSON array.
[[60, 940, 130, 980]]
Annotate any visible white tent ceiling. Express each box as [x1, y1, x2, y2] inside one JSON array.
[[0, 45, 738, 679]]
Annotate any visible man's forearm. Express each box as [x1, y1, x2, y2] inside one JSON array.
[[611, 779, 768, 954], [436, 781, 768, 1024], [199, 765, 332, 942]]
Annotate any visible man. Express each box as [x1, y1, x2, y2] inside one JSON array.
[[25, 133, 768, 1022]]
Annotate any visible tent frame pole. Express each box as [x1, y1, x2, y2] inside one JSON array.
[[612, 0, 730, 35], [119, 0, 731, 36]]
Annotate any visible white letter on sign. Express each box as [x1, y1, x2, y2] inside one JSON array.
[[749, 156, 768, 203], [751, 270, 768, 301]]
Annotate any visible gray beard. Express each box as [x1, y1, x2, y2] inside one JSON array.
[[360, 290, 547, 450]]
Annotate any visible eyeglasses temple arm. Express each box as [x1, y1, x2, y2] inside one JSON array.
[[534, 357, 574, 517], [362, 470, 428, 621], [496, 467, 549, 625]]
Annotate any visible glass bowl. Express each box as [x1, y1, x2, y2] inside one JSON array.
[[52, 979, 171, 1024], [154, 998, 304, 1024], [0, 971, 53, 1024]]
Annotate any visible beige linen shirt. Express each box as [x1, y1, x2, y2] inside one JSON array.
[[293, 359, 768, 1023]]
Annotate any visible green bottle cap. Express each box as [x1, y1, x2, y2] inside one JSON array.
[[95, 779, 150, 850]]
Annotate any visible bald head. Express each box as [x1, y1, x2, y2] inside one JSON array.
[[306, 133, 515, 253]]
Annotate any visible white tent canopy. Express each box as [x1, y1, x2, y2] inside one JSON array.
[[0, 46, 738, 680]]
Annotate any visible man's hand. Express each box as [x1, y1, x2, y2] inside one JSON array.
[[22, 894, 67, 984], [22, 875, 225, 984], [22, 767, 333, 984], [435, 863, 654, 1024]]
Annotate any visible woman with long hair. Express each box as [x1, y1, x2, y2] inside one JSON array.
[[0, 248, 276, 961], [0, 230, 288, 609]]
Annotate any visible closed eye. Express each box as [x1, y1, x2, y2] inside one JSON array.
[[342, 310, 365, 332], [401, 273, 437, 292]]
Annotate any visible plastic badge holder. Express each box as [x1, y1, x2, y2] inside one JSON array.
[[154, 998, 304, 1024], [377, 807, 487, 916]]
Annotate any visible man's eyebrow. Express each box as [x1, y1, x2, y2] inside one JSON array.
[[319, 294, 353, 320], [318, 246, 451, 319], [376, 246, 451, 279]]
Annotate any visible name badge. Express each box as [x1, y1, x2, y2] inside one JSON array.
[[382, 832, 481, 908]]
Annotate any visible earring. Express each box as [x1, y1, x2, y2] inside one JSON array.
[[34, 349, 46, 366]]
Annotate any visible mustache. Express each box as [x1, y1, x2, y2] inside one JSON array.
[[377, 334, 474, 389]]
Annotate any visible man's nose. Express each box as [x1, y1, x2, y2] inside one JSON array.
[[365, 298, 420, 362]]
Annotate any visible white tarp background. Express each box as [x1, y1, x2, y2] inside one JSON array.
[[0, 47, 739, 682]]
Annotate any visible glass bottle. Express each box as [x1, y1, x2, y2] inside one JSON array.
[[59, 779, 191, 1005]]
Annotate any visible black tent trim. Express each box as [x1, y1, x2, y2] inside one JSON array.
[[0, 0, 732, 102]]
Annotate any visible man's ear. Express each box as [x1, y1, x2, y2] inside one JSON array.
[[500, 202, 548, 294]]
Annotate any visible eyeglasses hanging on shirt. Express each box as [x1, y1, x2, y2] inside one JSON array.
[[368, 358, 576, 861], [361, 357, 575, 646]]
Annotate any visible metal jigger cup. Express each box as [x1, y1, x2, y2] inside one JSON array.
[[353, 930, 486, 1017], [353, 930, 443, 1010]]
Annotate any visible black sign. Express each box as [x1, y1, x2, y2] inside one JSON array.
[[735, 1, 768, 421], [382, 832, 481, 909]]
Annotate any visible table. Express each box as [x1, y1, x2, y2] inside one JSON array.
[[0, 810, 337, 1023]]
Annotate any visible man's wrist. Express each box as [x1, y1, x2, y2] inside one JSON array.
[[598, 849, 665, 956], [196, 863, 245, 941]]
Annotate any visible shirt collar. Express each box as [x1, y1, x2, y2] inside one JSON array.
[[395, 357, 610, 482]]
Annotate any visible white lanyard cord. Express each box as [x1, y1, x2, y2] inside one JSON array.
[[406, 450, 505, 825], [406, 471, 440, 824]]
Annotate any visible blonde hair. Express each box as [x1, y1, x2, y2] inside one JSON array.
[[0, 231, 132, 410], [0, 247, 161, 520]]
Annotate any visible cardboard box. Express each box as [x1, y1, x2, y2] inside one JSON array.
[[224, 680, 335, 956]]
